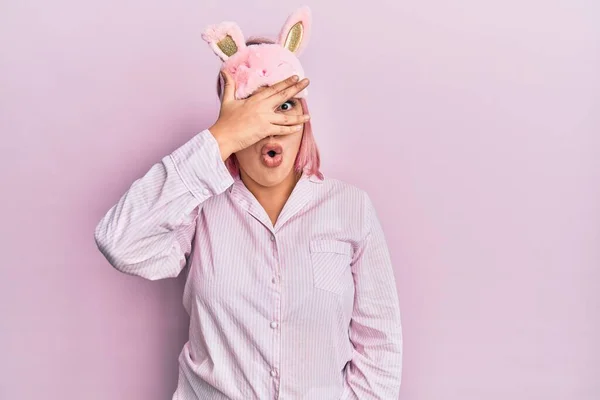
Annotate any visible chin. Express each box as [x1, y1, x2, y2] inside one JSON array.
[[242, 164, 295, 188]]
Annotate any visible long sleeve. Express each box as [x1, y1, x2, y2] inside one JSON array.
[[341, 193, 404, 399], [94, 129, 234, 280]]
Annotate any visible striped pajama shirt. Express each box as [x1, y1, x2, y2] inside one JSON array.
[[94, 129, 403, 399]]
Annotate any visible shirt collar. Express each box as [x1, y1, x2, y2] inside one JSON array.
[[228, 170, 320, 231]]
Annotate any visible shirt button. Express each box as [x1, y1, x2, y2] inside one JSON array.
[[270, 321, 279, 329], [271, 276, 277, 284], [270, 235, 275, 241], [270, 369, 278, 377]]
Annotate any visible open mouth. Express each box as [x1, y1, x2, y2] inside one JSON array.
[[261, 143, 283, 156], [261, 143, 283, 168]]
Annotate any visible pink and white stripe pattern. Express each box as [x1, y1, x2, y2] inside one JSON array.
[[94, 129, 403, 399]]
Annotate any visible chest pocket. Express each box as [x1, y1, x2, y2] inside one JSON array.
[[309, 239, 354, 295]]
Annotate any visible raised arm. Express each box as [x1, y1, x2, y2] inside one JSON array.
[[95, 72, 311, 280], [94, 129, 233, 280]]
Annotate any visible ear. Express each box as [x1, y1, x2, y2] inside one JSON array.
[[201, 21, 246, 61], [277, 6, 312, 56]]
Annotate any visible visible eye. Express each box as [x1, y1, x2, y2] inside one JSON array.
[[278, 99, 297, 112]]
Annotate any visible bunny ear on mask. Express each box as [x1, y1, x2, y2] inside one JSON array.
[[201, 21, 247, 61], [277, 6, 312, 56]]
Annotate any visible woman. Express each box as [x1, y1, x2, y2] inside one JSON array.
[[94, 6, 403, 399]]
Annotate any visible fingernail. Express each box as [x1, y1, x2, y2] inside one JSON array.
[[292, 75, 299, 82]]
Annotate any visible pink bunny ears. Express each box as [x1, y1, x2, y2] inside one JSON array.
[[201, 6, 312, 99]]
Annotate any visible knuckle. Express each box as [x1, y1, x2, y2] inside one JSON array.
[[279, 88, 291, 99]]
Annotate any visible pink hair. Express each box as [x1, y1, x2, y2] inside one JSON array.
[[215, 37, 323, 180]]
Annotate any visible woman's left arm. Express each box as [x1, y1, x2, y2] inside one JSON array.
[[342, 192, 403, 399]]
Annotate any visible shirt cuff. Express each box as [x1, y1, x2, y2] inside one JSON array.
[[169, 129, 234, 201]]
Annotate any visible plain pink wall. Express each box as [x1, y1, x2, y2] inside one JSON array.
[[1, 0, 598, 399]]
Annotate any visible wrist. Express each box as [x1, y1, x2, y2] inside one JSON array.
[[208, 123, 234, 161]]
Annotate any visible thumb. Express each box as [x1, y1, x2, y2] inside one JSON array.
[[220, 69, 236, 102]]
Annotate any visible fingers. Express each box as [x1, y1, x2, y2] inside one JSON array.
[[267, 78, 310, 107], [220, 69, 235, 102], [269, 113, 310, 126], [251, 75, 301, 101], [267, 124, 305, 136]]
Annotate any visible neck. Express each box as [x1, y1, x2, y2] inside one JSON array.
[[240, 169, 302, 226]]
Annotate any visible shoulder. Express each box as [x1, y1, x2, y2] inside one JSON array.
[[311, 174, 368, 199], [309, 174, 375, 224]]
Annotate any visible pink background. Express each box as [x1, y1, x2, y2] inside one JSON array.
[[1, 0, 599, 399]]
